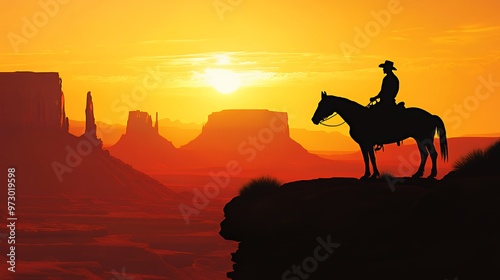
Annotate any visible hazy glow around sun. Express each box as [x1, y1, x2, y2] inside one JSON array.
[[215, 54, 231, 65], [204, 54, 241, 94], [205, 68, 241, 94]]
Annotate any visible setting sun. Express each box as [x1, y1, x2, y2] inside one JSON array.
[[205, 68, 241, 94]]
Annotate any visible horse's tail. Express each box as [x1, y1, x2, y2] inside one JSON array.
[[434, 115, 448, 161]]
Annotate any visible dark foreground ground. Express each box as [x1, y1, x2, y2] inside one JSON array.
[[220, 175, 500, 280]]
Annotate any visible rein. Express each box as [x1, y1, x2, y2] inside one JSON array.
[[319, 117, 345, 127], [319, 101, 375, 127]]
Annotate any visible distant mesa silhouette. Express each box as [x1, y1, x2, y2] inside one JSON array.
[[126, 110, 159, 137], [107, 110, 179, 173], [181, 110, 293, 165], [0, 71, 69, 132]]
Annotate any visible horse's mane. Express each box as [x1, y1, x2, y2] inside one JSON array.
[[331, 96, 368, 111]]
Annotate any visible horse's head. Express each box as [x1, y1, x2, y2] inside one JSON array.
[[312, 91, 336, 125]]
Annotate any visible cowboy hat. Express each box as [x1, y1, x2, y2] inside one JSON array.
[[378, 60, 397, 70]]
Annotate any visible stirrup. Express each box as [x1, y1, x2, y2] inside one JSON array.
[[374, 144, 384, 151]]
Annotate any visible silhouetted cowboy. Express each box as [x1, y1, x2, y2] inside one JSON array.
[[370, 60, 399, 108], [370, 60, 401, 151]]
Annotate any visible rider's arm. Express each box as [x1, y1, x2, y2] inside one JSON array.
[[372, 77, 387, 100], [371, 86, 383, 100]]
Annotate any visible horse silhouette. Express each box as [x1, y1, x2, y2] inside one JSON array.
[[312, 92, 448, 179]]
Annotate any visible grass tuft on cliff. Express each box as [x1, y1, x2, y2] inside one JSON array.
[[380, 172, 396, 180], [453, 140, 500, 176], [239, 176, 281, 198]]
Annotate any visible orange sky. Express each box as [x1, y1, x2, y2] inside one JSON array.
[[1, 0, 500, 137]]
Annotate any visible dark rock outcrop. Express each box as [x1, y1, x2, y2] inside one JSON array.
[[220, 177, 500, 280], [0, 71, 67, 132]]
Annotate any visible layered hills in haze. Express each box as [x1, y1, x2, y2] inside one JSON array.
[[107, 109, 360, 180]]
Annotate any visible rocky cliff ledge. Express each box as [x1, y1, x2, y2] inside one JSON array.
[[220, 175, 500, 280]]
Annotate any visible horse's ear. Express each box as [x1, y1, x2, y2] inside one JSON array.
[[321, 91, 326, 99]]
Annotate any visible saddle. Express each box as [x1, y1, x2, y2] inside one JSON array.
[[373, 102, 406, 151], [371, 102, 405, 120]]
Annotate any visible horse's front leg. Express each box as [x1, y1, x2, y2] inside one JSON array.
[[368, 146, 380, 179], [360, 145, 371, 180]]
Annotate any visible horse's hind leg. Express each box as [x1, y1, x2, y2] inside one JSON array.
[[368, 147, 380, 179], [425, 141, 438, 178], [412, 139, 428, 178]]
